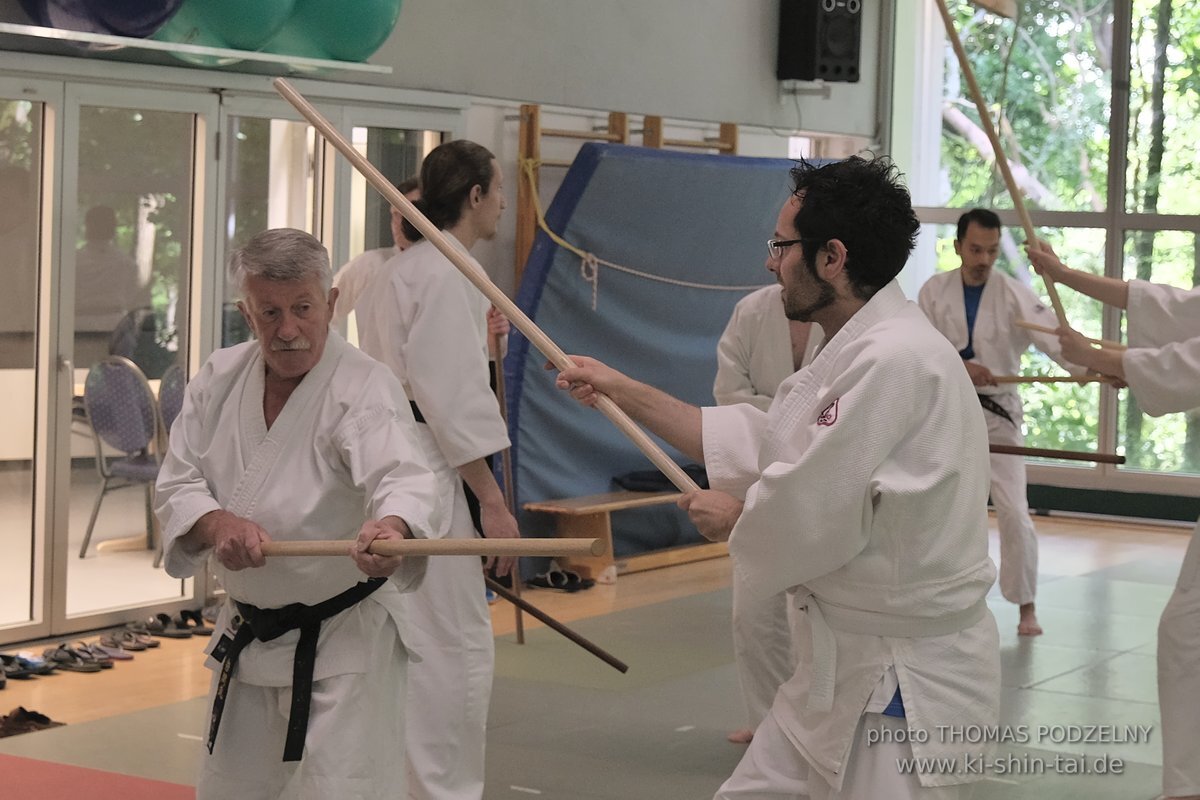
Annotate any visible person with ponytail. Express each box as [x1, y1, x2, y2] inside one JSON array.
[[356, 140, 516, 800]]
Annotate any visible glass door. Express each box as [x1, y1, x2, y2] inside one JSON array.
[[0, 78, 56, 641], [55, 84, 216, 624]]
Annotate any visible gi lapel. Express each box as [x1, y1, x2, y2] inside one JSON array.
[[225, 332, 347, 518], [761, 282, 908, 466]]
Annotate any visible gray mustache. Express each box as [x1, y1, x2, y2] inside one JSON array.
[[271, 338, 311, 352]]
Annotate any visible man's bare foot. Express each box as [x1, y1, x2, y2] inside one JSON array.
[[1018, 603, 1043, 636], [727, 728, 754, 744]]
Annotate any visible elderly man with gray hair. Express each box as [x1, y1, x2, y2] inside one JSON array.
[[155, 228, 443, 799]]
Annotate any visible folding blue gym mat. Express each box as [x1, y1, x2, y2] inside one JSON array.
[[505, 142, 796, 561]]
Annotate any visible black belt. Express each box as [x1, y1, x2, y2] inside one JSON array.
[[206, 577, 385, 762], [978, 394, 1017, 427]]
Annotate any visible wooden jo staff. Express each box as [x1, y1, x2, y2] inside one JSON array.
[[991, 375, 1121, 385], [264, 536, 629, 672], [933, 0, 1070, 328], [261, 537, 605, 558], [990, 443, 1125, 465], [1014, 319, 1127, 351], [272, 78, 701, 496]]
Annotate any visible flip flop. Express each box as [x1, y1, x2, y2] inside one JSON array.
[[70, 642, 113, 669], [80, 640, 128, 662], [129, 615, 191, 639], [42, 644, 103, 673], [101, 630, 145, 652], [1, 654, 40, 680], [120, 625, 161, 648]]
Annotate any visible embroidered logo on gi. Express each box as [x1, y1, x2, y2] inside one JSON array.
[[817, 399, 839, 426]]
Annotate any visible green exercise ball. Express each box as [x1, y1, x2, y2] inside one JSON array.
[[151, 2, 242, 66], [263, 0, 402, 63], [153, 0, 296, 64], [200, 0, 297, 51]]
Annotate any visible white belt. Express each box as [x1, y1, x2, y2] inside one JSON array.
[[794, 592, 988, 712]]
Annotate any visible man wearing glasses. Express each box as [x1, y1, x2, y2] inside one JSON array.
[[555, 156, 1000, 799]]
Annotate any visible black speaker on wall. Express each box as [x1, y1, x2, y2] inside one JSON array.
[[776, 0, 862, 83]]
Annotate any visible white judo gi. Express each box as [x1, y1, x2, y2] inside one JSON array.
[[919, 268, 1081, 606], [1120, 279, 1200, 798], [156, 330, 443, 800], [714, 284, 823, 732], [332, 246, 397, 328], [705, 282, 1001, 798], [356, 235, 509, 800]]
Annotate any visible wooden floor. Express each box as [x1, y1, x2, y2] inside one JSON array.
[[0, 512, 1190, 729]]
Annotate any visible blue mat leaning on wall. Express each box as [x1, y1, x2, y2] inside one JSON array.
[[505, 143, 799, 572]]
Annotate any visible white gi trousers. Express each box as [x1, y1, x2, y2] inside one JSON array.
[[1159, 519, 1200, 797], [983, 391, 1038, 606], [197, 622, 407, 800], [733, 586, 796, 729], [715, 711, 963, 800], [403, 486, 495, 800]]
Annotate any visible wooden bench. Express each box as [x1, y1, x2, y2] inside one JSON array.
[[523, 490, 728, 584]]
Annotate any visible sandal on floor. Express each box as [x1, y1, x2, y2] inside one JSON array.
[[0, 706, 65, 735], [528, 566, 595, 593], [101, 630, 145, 652], [78, 641, 123, 664], [1, 654, 40, 680], [177, 609, 212, 636], [130, 614, 191, 639], [42, 645, 103, 673], [11, 653, 56, 675], [121, 624, 162, 648]]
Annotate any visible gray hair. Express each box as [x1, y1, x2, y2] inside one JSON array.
[[228, 228, 333, 297]]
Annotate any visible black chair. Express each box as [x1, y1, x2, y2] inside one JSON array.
[[78, 356, 161, 559]]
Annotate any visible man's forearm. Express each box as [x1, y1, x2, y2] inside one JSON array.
[[1055, 268, 1130, 310], [608, 377, 704, 463], [456, 457, 507, 511]]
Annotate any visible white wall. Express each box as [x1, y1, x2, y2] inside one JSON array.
[[375, 0, 882, 139]]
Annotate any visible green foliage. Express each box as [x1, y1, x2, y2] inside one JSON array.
[[940, 0, 1200, 476]]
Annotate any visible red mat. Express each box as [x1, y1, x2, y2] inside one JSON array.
[[0, 753, 195, 799]]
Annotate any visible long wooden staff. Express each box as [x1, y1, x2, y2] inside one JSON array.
[[484, 576, 628, 673], [491, 330, 525, 643], [262, 536, 628, 671], [1014, 320, 1126, 351], [261, 538, 603, 558], [992, 375, 1120, 385], [989, 444, 1125, 464], [273, 78, 700, 495], [933, 0, 1069, 327]]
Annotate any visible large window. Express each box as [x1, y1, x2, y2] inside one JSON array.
[[911, 0, 1200, 485]]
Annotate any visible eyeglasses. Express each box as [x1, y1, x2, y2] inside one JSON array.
[[767, 238, 823, 260]]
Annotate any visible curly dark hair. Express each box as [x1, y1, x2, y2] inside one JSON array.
[[789, 156, 920, 300]]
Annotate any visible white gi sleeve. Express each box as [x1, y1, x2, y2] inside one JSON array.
[[332, 371, 443, 541], [1122, 280, 1200, 415], [400, 270, 510, 468]]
